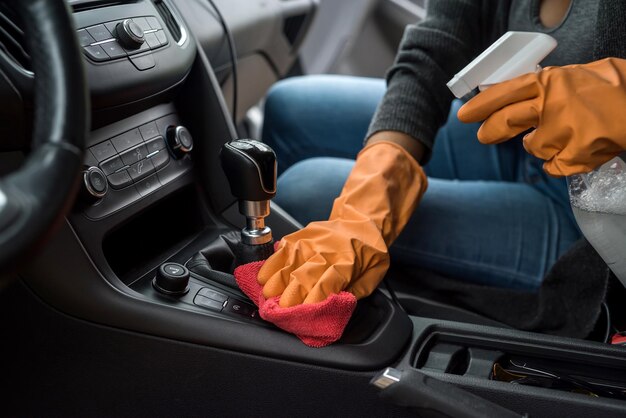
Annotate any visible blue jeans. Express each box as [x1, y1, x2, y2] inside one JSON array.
[[262, 75, 581, 290]]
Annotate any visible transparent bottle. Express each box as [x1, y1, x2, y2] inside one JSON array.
[[568, 154, 626, 287]]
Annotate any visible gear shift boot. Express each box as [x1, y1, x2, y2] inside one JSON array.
[[187, 231, 274, 290]]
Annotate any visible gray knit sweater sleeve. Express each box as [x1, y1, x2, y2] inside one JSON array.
[[367, 0, 508, 163]]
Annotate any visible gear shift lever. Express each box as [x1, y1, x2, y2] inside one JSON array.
[[220, 139, 277, 246], [185, 139, 276, 289]]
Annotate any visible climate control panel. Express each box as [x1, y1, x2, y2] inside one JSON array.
[[82, 113, 193, 220]]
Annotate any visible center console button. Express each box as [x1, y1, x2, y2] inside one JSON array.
[[111, 129, 143, 153], [84, 149, 98, 167], [90, 140, 116, 162], [100, 40, 127, 59], [140, 122, 160, 141], [82, 167, 108, 203], [83, 45, 108, 62], [77, 29, 95, 47], [132, 17, 152, 33], [86, 24, 113, 42], [128, 157, 155, 181], [99, 156, 125, 175], [124, 42, 150, 55], [135, 173, 161, 196], [198, 288, 228, 303], [87, 168, 107, 194], [155, 30, 168, 46], [107, 170, 132, 189], [146, 137, 166, 154], [120, 144, 148, 165], [144, 32, 160, 49], [150, 150, 170, 170], [146, 16, 162, 30], [223, 299, 257, 318], [104, 20, 123, 34], [194, 295, 225, 311]]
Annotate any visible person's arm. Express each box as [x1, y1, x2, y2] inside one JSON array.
[[368, 131, 425, 162], [367, 0, 509, 163]]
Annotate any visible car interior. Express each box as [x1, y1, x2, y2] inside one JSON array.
[[0, 0, 625, 416]]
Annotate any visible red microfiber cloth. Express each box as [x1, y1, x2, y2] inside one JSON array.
[[234, 260, 357, 348]]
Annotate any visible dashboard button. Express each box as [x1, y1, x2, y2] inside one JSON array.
[[223, 299, 256, 318], [90, 140, 117, 162], [146, 137, 166, 154], [135, 173, 161, 196], [84, 149, 98, 166], [77, 29, 95, 47], [111, 129, 143, 153], [194, 295, 224, 311], [146, 16, 162, 30], [83, 167, 108, 202], [121, 144, 148, 165], [140, 122, 160, 141], [144, 32, 160, 49], [130, 53, 155, 70], [123, 41, 150, 55], [128, 157, 155, 181], [86, 24, 113, 42], [107, 170, 132, 189], [83, 45, 108, 62], [104, 20, 123, 34], [150, 150, 170, 170], [100, 40, 127, 59], [87, 169, 107, 194], [198, 288, 228, 303], [99, 156, 125, 175], [132, 17, 152, 33], [155, 30, 168, 46]]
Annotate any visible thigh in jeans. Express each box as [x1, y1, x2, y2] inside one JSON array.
[[392, 178, 580, 290], [262, 75, 385, 173]]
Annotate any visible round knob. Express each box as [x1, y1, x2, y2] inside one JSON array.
[[115, 19, 145, 49], [82, 166, 108, 202], [153, 263, 190, 295], [166, 126, 194, 158]]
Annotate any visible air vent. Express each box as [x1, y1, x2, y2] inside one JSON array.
[[282, 14, 306, 47], [0, 3, 31, 72], [153, 0, 182, 43]]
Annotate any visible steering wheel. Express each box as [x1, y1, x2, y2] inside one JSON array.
[[0, 0, 88, 270]]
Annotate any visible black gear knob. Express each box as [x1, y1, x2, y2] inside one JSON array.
[[220, 139, 277, 245], [220, 139, 277, 202]]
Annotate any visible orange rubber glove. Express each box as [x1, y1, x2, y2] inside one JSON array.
[[457, 58, 626, 177], [258, 141, 427, 307]]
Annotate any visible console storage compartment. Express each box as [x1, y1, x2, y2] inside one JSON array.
[[395, 318, 626, 417]]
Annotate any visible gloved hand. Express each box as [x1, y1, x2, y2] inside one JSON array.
[[457, 57, 626, 177], [258, 141, 428, 307]]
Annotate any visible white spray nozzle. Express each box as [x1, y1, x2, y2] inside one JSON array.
[[447, 31, 557, 98]]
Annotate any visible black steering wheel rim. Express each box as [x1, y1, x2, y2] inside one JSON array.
[[0, 0, 88, 270]]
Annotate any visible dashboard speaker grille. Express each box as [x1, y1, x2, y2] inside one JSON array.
[[0, 3, 31, 71]]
